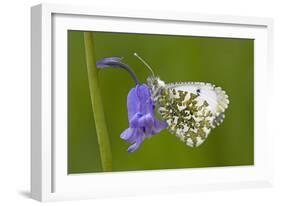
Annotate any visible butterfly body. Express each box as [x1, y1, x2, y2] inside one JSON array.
[[147, 76, 229, 147]]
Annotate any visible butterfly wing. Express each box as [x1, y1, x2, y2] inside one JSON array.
[[157, 82, 229, 147]]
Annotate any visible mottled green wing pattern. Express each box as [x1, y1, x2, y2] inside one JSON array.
[[158, 82, 229, 147]]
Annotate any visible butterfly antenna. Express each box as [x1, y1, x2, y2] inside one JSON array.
[[134, 52, 155, 76]]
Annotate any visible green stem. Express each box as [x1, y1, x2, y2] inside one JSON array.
[[83, 32, 112, 172]]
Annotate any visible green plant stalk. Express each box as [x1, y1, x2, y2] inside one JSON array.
[[83, 32, 112, 172]]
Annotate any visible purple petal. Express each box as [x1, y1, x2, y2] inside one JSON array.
[[96, 57, 123, 68], [136, 85, 151, 101], [120, 128, 136, 143], [129, 112, 155, 129], [137, 113, 154, 128], [153, 119, 168, 133], [127, 135, 144, 153], [142, 119, 167, 138], [129, 112, 142, 128], [120, 127, 145, 143], [136, 85, 151, 114], [127, 88, 140, 120]]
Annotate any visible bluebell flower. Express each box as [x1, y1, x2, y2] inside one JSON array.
[[96, 57, 168, 152], [120, 84, 168, 152]]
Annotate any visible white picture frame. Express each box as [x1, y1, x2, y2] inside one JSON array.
[[31, 3, 274, 202]]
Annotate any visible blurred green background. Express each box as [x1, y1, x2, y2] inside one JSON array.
[[68, 31, 254, 174]]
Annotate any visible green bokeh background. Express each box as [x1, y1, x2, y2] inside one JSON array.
[[68, 31, 254, 174]]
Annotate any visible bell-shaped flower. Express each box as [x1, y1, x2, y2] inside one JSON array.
[[120, 84, 168, 152]]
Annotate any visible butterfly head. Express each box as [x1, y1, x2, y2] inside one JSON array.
[[147, 76, 164, 88]]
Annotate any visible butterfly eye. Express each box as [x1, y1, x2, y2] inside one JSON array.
[[153, 80, 158, 86], [196, 89, 201, 94]]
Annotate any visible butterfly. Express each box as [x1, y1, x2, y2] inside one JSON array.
[[146, 76, 229, 147], [133, 53, 229, 147]]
